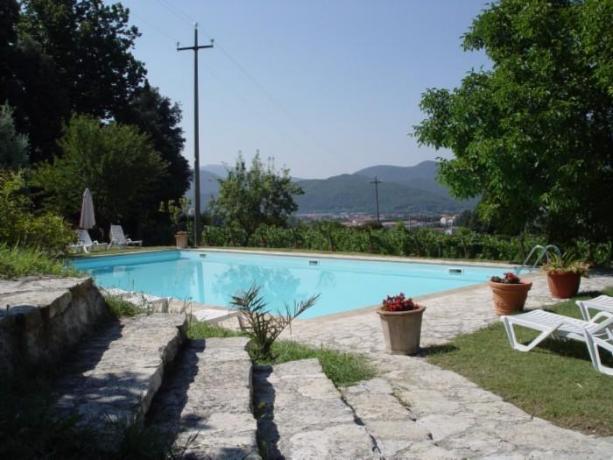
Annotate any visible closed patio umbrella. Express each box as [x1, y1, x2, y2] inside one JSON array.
[[79, 188, 96, 229]]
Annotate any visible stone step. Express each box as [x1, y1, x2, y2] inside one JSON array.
[[53, 313, 187, 433], [254, 358, 377, 459], [341, 378, 446, 459], [147, 336, 259, 459]]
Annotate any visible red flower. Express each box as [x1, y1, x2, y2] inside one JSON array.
[[382, 293, 419, 312], [490, 272, 522, 284]]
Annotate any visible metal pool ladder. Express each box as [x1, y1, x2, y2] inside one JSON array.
[[518, 244, 561, 273]]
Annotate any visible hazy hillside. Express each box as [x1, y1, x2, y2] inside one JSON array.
[[295, 174, 467, 214], [187, 160, 476, 214], [354, 161, 447, 196], [201, 163, 229, 178]]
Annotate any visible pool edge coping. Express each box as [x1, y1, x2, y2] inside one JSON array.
[[73, 246, 521, 270], [186, 247, 520, 269]]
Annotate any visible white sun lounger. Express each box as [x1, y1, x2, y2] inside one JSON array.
[[577, 295, 613, 321], [109, 224, 142, 247], [501, 309, 613, 376], [69, 229, 107, 253]]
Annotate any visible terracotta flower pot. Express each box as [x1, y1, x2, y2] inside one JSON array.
[[175, 231, 188, 249], [489, 281, 532, 316], [377, 306, 426, 355], [547, 272, 581, 299]]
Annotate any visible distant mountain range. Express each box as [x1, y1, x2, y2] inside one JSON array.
[[187, 161, 476, 214]]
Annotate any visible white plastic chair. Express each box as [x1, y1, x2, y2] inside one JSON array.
[[501, 309, 613, 376], [577, 295, 613, 321], [109, 224, 142, 247]]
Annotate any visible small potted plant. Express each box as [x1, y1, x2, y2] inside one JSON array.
[[542, 253, 589, 299], [377, 293, 425, 355], [164, 198, 190, 248], [489, 272, 532, 315]]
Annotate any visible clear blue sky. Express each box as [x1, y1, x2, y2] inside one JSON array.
[[116, 0, 490, 178]]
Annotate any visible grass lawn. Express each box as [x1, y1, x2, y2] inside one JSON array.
[[104, 295, 145, 317], [428, 287, 613, 436], [188, 321, 376, 386]]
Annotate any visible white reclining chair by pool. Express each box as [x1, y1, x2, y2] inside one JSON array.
[[70, 229, 107, 253], [109, 224, 143, 247], [577, 295, 613, 321], [501, 309, 613, 376]]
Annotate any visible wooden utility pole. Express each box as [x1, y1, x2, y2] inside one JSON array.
[[370, 176, 382, 223], [178, 23, 213, 246]]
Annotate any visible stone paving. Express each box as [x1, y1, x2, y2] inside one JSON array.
[[274, 272, 613, 458], [148, 337, 260, 459], [341, 378, 433, 458], [254, 358, 375, 459], [54, 313, 187, 434]]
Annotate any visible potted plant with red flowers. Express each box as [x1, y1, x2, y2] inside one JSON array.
[[377, 293, 425, 355], [542, 253, 589, 299], [489, 272, 532, 315]]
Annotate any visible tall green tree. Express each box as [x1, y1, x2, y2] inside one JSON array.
[[0, 103, 29, 169], [116, 82, 190, 202], [32, 115, 168, 237], [1, 0, 146, 161], [414, 0, 613, 243], [19, 0, 145, 119], [211, 153, 303, 240], [1, 0, 65, 164], [0, 0, 19, 89]]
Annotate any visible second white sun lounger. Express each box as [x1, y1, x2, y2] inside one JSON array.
[[109, 224, 142, 247], [577, 295, 613, 321], [501, 309, 613, 376]]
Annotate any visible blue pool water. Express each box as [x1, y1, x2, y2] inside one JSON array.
[[72, 250, 509, 319]]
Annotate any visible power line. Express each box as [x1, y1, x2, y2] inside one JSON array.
[[125, 5, 317, 165], [144, 0, 338, 160], [153, 0, 194, 24], [129, 9, 179, 43]]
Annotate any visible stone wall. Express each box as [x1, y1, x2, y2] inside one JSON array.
[[0, 276, 111, 377]]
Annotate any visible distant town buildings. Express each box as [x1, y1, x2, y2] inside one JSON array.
[[296, 212, 459, 233]]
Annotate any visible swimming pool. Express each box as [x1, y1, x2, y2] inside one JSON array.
[[72, 250, 510, 319]]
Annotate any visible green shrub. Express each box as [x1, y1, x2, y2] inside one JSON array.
[[0, 171, 74, 253], [0, 245, 79, 279], [202, 223, 612, 266]]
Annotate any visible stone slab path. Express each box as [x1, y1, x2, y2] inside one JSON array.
[[254, 358, 376, 459], [148, 337, 259, 460], [274, 273, 613, 459], [54, 313, 186, 431], [377, 353, 613, 459], [341, 378, 435, 459]]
